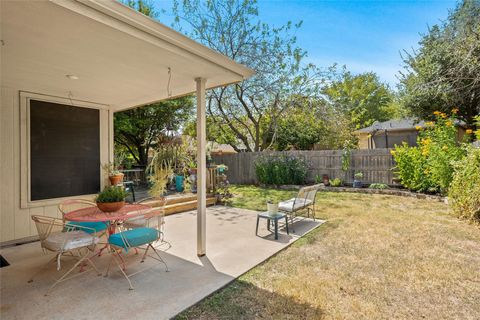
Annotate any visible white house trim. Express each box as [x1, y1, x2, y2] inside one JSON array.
[[196, 78, 207, 256], [19, 91, 110, 209]]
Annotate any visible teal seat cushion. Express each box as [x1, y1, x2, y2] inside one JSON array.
[[109, 228, 158, 250], [66, 221, 108, 234]]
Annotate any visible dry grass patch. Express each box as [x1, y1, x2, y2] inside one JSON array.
[[177, 186, 480, 320]]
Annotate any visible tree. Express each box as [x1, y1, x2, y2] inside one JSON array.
[[114, 97, 194, 166], [172, 0, 324, 152], [399, 0, 480, 127], [322, 69, 398, 130], [275, 104, 326, 151]]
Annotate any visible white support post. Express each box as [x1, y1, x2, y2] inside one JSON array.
[[196, 77, 207, 256]]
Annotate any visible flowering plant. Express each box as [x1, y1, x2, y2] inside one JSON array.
[[391, 110, 466, 194]]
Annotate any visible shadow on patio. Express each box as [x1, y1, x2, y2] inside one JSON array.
[[0, 206, 324, 320]]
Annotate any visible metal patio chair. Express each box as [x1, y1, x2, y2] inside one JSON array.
[[278, 184, 320, 231], [105, 209, 169, 290], [29, 215, 101, 295], [123, 197, 170, 249], [58, 199, 108, 236]]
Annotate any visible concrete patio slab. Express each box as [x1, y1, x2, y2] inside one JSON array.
[[0, 206, 324, 320]]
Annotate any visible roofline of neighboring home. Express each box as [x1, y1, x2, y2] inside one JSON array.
[[354, 122, 467, 134], [51, 0, 255, 80], [355, 128, 421, 135]]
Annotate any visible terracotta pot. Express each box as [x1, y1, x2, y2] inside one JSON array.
[[322, 174, 330, 186], [96, 201, 125, 213], [109, 173, 124, 186]]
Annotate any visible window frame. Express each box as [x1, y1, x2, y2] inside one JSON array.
[[20, 92, 110, 208]]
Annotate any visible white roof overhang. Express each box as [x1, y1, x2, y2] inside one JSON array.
[[1, 0, 254, 111]]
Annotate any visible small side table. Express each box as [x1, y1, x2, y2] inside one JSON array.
[[256, 212, 289, 240]]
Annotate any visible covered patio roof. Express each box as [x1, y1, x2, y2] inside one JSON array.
[[1, 0, 254, 111]]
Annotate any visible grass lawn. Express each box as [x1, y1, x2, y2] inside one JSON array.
[[176, 185, 480, 320]]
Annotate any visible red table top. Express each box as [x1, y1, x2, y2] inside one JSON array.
[[64, 204, 151, 222]]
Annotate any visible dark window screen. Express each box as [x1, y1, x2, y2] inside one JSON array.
[[30, 100, 100, 201]]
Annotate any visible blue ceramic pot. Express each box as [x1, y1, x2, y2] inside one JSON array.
[[353, 180, 362, 188], [175, 175, 184, 192]]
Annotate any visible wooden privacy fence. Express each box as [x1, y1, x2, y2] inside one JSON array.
[[212, 149, 398, 186]]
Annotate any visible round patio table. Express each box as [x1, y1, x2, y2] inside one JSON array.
[[64, 204, 152, 257], [64, 204, 151, 225]]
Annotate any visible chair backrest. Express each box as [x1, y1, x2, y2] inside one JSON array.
[[143, 207, 166, 230], [136, 197, 166, 225], [58, 199, 96, 221], [295, 184, 320, 203], [31, 215, 63, 243]]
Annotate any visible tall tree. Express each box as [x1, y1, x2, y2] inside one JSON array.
[[173, 0, 324, 152], [399, 0, 480, 127], [322, 69, 398, 130]]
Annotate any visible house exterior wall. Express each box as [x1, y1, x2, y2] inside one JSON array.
[[0, 87, 113, 244], [357, 133, 370, 149], [372, 130, 418, 149]]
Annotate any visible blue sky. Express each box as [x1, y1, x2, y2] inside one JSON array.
[[155, 0, 457, 87]]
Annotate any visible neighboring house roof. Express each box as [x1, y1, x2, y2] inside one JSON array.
[[166, 135, 238, 154], [2, 0, 255, 112], [355, 119, 424, 133], [209, 142, 237, 154], [355, 118, 465, 134]]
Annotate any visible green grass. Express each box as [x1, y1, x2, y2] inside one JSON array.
[[176, 185, 480, 320]]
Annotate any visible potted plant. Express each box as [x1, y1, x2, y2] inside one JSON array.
[[175, 171, 185, 192], [217, 164, 228, 174], [322, 174, 330, 186], [266, 200, 279, 216], [95, 186, 128, 212], [147, 158, 172, 205], [353, 172, 363, 188], [102, 162, 124, 186]]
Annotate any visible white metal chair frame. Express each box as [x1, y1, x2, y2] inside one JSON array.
[[279, 185, 320, 231], [105, 210, 169, 290], [58, 199, 110, 255], [123, 196, 171, 249], [29, 215, 101, 295], [58, 199, 108, 236]]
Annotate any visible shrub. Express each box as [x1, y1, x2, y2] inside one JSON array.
[[448, 147, 480, 222], [354, 172, 363, 179], [392, 111, 466, 194], [369, 183, 388, 189], [95, 186, 128, 203], [254, 154, 308, 185], [330, 178, 342, 187]]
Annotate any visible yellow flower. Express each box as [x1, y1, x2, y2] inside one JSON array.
[[451, 108, 458, 114], [390, 150, 396, 155], [426, 121, 434, 127], [446, 120, 452, 127], [466, 129, 473, 134], [442, 145, 448, 151], [421, 138, 432, 146], [422, 149, 429, 156], [439, 113, 447, 118], [415, 125, 422, 131], [433, 111, 441, 115]]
